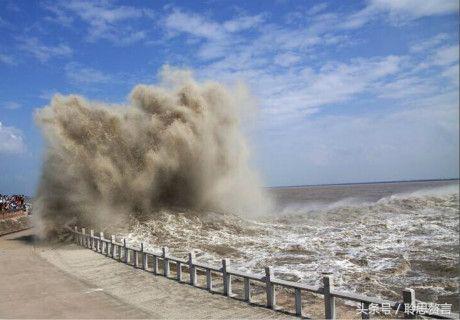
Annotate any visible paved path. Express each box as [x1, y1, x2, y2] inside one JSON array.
[[0, 229, 293, 319]]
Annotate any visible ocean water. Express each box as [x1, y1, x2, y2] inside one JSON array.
[[126, 179, 459, 309]]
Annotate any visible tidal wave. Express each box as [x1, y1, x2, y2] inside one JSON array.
[[34, 67, 270, 237]]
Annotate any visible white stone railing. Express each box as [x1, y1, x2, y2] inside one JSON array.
[[70, 226, 458, 320]]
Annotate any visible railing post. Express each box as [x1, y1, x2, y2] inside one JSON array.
[[176, 261, 182, 281], [117, 242, 122, 261], [134, 245, 139, 267], [244, 277, 251, 302], [90, 230, 94, 250], [222, 258, 231, 296], [141, 243, 147, 270], [189, 252, 197, 286], [403, 288, 416, 319], [295, 288, 302, 316], [106, 236, 110, 256], [206, 269, 212, 291], [123, 239, 128, 263], [111, 235, 116, 258], [323, 274, 336, 319], [74, 226, 78, 244], [153, 255, 159, 275], [162, 247, 170, 277], [361, 302, 370, 319], [81, 228, 86, 247], [106, 237, 110, 256], [100, 232, 104, 254], [265, 267, 275, 309]]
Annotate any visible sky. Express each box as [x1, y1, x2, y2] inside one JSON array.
[[0, 0, 459, 195]]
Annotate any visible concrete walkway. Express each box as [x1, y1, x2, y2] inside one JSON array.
[[0, 229, 293, 319]]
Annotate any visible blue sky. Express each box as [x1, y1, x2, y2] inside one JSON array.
[[0, 0, 459, 195]]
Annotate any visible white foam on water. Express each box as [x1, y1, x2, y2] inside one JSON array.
[[121, 184, 459, 305]]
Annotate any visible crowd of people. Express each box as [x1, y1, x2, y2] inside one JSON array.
[[0, 194, 27, 216]]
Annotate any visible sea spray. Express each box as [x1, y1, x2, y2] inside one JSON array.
[[34, 67, 271, 237]]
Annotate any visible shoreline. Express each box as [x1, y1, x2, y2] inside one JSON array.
[[0, 213, 31, 236], [0, 229, 296, 319]]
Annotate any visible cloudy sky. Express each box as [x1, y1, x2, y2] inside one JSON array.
[[0, 0, 459, 194]]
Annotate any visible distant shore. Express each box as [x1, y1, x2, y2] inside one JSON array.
[[267, 177, 459, 189]]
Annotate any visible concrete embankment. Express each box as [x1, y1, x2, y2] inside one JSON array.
[[0, 229, 293, 319], [0, 213, 31, 236]]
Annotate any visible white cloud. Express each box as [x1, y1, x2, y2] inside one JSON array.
[[42, 2, 74, 26], [0, 122, 25, 154], [164, 10, 263, 41], [3, 101, 22, 110], [410, 33, 449, 53], [274, 52, 301, 67], [376, 76, 434, 99], [43, 1, 154, 45], [38, 89, 60, 101], [65, 62, 111, 84], [165, 10, 226, 40], [307, 3, 329, 16], [258, 98, 459, 185], [432, 44, 459, 66], [340, 7, 375, 29], [199, 54, 402, 122], [19, 37, 72, 62], [341, 0, 459, 29], [222, 14, 264, 32], [370, 0, 459, 19], [0, 53, 16, 65], [441, 64, 460, 85], [161, 6, 457, 137]]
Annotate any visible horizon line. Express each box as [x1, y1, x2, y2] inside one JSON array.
[[266, 177, 460, 189], [7, 177, 460, 197]]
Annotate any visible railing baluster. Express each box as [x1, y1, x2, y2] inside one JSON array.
[[403, 288, 416, 319], [100, 232, 104, 254], [141, 243, 147, 270], [222, 259, 231, 296], [123, 239, 128, 263], [244, 277, 251, 302], [189, 252, 197, 286], [82, 228, 86, 247], [106, 238, 110, 256], [90, 230, 94, 250], [111, 235, 116, 258], [144, 253, 149, 270], [74, 226, 78, 243], [265, 267, 275, 309], [134, 247, 139, 267], [323, 275, 336, 319], [295, 288, 302, 316], [361, 302, 370, 319], [162, 247, 170, 277], [153, 255, 158, 275], [176, 261, 182, 281], [206, 268, 212, 291]]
